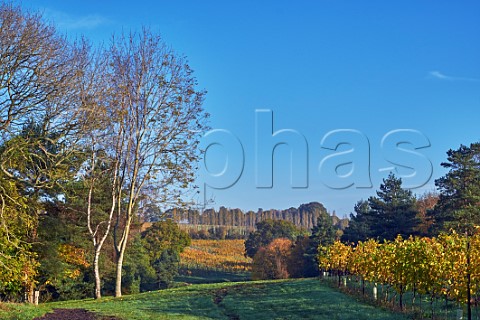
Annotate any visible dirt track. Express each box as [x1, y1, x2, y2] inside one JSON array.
[[33, 308, 120, 320]]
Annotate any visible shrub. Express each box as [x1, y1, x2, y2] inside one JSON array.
[[251, 238, 293, 280]]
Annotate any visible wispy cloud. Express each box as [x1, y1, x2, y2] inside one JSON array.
[[43, 9, 111, 30], [428, 71, 478, 82]]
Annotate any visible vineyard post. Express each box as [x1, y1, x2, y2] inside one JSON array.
[[466, 233, 472, 320]]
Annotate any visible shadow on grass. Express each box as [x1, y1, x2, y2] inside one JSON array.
[[219, 279, 410, 320], [176, 268, 250, 284], [1, 279, 411, 320]]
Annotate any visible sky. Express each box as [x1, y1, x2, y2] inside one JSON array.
[[17, 0, 480, 216]]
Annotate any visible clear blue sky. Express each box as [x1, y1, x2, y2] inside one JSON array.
[[19, 0, 480, 216]]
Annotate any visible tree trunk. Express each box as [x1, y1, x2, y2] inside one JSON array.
[[85, 145, 118, 300], [114, 151, 138, 297], [399, 284, 403, 311], [115, 243, 126, 297], [26, 282, 35, 304], [93, 249, 102, 299], [114, 215, 132, 298]]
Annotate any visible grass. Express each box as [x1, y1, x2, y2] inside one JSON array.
[[323, 275, 478, 319], [176, 268, 250, 284], [0, 279, 410, 320]]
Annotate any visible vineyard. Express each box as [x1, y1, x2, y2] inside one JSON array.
[[180, 239, 252, 273], [318, 231, 480, 319]]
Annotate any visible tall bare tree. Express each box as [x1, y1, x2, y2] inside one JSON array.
[[107, 30, 208, 297], [75, 48, 121, 299], [0, 3, 84, 138]]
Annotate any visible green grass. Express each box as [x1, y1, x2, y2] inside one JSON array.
[[324, 275, 476, 320], [0, 279, 410, 320], [176, 268, 250, 284]]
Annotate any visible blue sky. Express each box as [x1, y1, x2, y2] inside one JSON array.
[[19, 1, 480, 216]]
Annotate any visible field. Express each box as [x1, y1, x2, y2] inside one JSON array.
[[0, 279, 409, 320], [178, 239, 252, 284], [180, 239, 251, 272]]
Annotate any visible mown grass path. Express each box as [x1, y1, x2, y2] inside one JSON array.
[[0, 279, 409, 320]]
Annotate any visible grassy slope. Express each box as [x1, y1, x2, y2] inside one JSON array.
[[0, 279, 409, 320], [176, 268, 250, 284]]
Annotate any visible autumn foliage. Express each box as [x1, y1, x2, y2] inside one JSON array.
[[180, 239, 252, 273], [58, 244, 90, 280], [319, 231, 480, 309], [252, 238, 293, 280]]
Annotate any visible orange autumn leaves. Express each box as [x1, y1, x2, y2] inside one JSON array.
[[251, 238, 293, 280]]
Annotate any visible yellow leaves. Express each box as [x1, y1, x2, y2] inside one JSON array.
[[58, 244, 90, 268], [318, 241, 352, 274], [319, 231, 480, 303], [180, 239, 252, 272], [63, 269, 81, 280], [57, 244, 90, 280]]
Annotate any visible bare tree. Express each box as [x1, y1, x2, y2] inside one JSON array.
[[75, 48, 122, 299], [107, 29, 208, 297], [0, 3, 84, 138], [82, 139, 120, 300]]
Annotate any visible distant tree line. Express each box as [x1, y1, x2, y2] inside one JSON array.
[[157, 202, 348, 236]]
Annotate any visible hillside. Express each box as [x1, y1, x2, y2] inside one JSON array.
[[1, 279, 408, 320]]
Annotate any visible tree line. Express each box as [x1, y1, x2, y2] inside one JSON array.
[[161, 202, 348, 234], [0, 3, 207, 302]]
